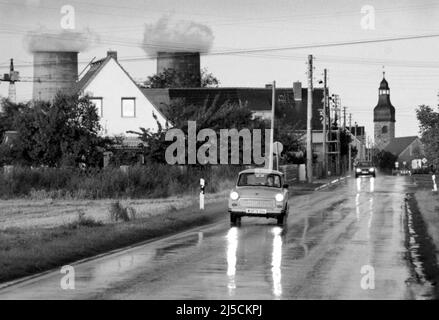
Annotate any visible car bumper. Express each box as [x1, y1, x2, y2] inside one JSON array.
[[228, 207, 286, 218], [356, 171, 375, 176]]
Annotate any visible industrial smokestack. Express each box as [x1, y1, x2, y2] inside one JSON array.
[[32, 51, 78, 101], [142, 15, 213, 87], [157, 52, 201, 87]]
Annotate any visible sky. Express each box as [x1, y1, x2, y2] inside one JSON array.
[[1, 0, 439, 142]]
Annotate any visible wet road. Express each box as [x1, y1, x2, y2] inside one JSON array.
[[0, 176, 429, 299]]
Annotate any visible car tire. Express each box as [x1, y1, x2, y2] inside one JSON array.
[[355, 174, 358, 178], [230, 214, 237, 226], [230, 214, 241, 226], [372, 173, 376, 178], [277, 214, 287, 226]]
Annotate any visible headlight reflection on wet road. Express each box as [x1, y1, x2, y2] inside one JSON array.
[[370, 177, 375, 193], [226, 227, 238, 295], [271, 226, 283, 299], [355, 193, 360, 221]]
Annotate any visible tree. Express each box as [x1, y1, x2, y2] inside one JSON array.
[[145, 68, 219, 88], [0, 99, 28, 135], [5, 94, 113, 167], [130, 96, 266, 165], [373, 149, 398, 170], [416, 104, 439, 167]]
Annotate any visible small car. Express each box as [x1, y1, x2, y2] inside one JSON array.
[[355, 161, 376, 178], [228, 168, 289, 226]]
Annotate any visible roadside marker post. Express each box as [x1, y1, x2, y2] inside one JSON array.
[[200, 178, 205, 210], [433, 174, 437, 192]]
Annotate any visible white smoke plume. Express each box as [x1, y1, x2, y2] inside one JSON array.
[[24, 28, 100, 52], [142, 15, 214, 56]]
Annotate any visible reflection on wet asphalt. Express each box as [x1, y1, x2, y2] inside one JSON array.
[[0, 176, 428, 299]]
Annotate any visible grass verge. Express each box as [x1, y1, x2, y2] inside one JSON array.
[[0, 200, 227, 284]]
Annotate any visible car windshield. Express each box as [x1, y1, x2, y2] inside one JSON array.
[[237, 172, 282, 188], [357, 162, 372, 167]]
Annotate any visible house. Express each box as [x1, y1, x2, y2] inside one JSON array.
[[141, 83, 326, 130], [383, 136, 423, 168], [75, 51, 167, 137]]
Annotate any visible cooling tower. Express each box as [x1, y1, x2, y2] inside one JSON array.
[[157, 52, 201, 87], [32, 51, 78, 101]]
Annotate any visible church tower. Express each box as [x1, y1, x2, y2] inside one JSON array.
[[374, 73, 395, 149]]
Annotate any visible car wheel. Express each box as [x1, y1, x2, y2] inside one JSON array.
[[355, 174, 358, 178], [373, 173, 376, 178], [277, 214, 286, 226], [230, 214, 237, 226], [230, 214, 241, 226]]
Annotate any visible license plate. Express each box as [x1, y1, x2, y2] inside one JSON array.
[[246, 208, 267, 214]]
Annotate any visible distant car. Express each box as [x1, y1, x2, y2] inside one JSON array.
[[228, 168, 289, 226], [355, 161, 376, 178]]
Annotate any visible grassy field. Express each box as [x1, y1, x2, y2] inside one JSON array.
[[0, 192, 228, 284], [0, 191, 228, 230]]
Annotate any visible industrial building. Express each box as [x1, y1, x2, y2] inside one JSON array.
[[32, 51, 78, 101]]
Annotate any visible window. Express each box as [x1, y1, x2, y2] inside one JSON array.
[[90, 97, 103, 117], [237, 173, 282, 188], [121, 98, 136, 118], [381, 126, 388, 134]]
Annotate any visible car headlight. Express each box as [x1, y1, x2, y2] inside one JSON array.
[[369, 168, 375, 172], [230, 191, 239, 200], [356, 168, 361, 172], [275, 193, 284, 202]]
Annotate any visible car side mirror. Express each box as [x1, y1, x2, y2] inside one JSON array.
[[283, 184, 289, 189]]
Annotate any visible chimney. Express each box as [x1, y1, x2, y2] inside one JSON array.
[[107, 51, 118, 61], [293, 81, 302, 101]]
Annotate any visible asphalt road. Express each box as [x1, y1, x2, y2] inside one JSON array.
[[0, 175, 433, 299]]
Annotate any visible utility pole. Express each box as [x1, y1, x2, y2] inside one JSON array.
[[349, 113, 352, 172], [307, 55, 313, 183], [0, 58, 19, 104], [268, 81, 276, 170], [323, 69, 328, 178], [343, 106, 347, 129]]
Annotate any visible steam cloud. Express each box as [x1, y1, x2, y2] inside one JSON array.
[[24, 28, 100, 52], [142, 15, 214, 56]]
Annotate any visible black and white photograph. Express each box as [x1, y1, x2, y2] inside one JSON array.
[[0, 0, 439, 307]]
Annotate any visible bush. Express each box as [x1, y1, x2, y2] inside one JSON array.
[[66, 211, 103, 229], [0, 164, 242, 199], [109, 201, 136, 222]]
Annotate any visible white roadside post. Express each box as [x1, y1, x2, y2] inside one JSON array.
[[433, 174, 437, 192], [200, 178, 205, 210]]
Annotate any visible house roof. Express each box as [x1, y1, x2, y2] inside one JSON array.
[[383, 136, 419, 156], [140, 87, 325, 130], [75, 57, 110, 93], [75, 53, 168, 122], [1, 130, 18, 145]]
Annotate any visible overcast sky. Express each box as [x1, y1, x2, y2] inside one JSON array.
[[1, 0, 439, 140]]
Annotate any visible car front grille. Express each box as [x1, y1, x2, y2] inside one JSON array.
[[238, 198, 275, 208]]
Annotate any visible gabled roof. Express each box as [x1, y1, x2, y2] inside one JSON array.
[[383, 136, 419, 156], [75, 53, 168, 122], [75, 57, 110, 93], [141, 87, 325, 130]]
